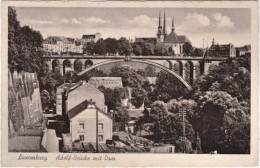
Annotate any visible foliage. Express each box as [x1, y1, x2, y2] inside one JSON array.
[[83, 41, 95, 55], [142, 42, 155, 56], [117, 37, 132, 56], [192, 56, 251, 102], [194, 48, 204, 57], [183, 42, 194, 56], [147, 71, 189, 103], [41, 90, 51, 110], [154, 43, 168, 56], [133, 42, 142, 56], [197, 91, 250, 153], [73, 60, 83, 72], [98, 86, 129, 111], [8, 7, 44, 73], [93, 39, 106, 55], [104, 38, 118, 55], [144, 65, 157, 77]]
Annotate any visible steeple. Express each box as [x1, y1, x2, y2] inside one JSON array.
[[212, 38, 215, 45], [171, 17, 175, 31], [158, 11, 161, 28], [157, 11, 163, 35], [163, 10, 166, 34]]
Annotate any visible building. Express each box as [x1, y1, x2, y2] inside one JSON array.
[[208, 38, 236, 57], [43, 36, 83, 54], [88, 77, 123, 89], [67, 99, 113, 143], [56, 81, 112, 144], [236, 45, 251, 57], [56, 82, 107, 116], [135, 11, 191, 55], [81, 32, 101, 44]]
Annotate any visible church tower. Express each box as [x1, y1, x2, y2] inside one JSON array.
[[157, 11, 163, 42], [157, 10, 167, 42]]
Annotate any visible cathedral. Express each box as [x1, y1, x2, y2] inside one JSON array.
[[157, 11, 191, 55], [135, 11, 191, 55]]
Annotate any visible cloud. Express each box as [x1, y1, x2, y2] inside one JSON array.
[[61, 17, 110, 25], [129, 15, 157, 27], [81, 17, 110, 24], [212, 12, 234, 29], [61, 18, 81, 24], [185, 13, 211, 27], [29, 20, 54, 25]]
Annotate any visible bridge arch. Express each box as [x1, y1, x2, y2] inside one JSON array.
[[52, 59, 61, 73], [63, 59, 73, 76], [85, 60, 94, 69], [74, 59, 83, 72], [77, 59, 192, 90]]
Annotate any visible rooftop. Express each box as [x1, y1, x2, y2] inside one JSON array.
[[164, 30, 191, 44], [67, 99, 111, 119]]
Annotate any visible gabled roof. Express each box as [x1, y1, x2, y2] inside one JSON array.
[[67, 99, 111, 119], [163, 31, 191, 44], [164, 31, 179, 43], [177, 35, 191, 43]]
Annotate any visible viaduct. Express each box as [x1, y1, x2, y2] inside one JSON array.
[[43, 54, 227, 90]]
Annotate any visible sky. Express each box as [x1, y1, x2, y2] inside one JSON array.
[[15, 7, 251, 48]]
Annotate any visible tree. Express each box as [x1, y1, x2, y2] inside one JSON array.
[[183, 42, 194, 56], [98, 86, 129, 112], [133, 42, 142, 56], [194, 48, 204, 57], [142, 42, 154, 56], [192, 56, 251, 102], [117, 37, 132, 56], [104, 38, 118, 55], [41, 90, 51, 110], [148, 71, 189, 103], [73, 60, 83, 72], [149, 101, 168, 142], [8, 7, 44, 74], [197, 91, 250, 153], [154, 43, 168, 56], [8, 7, 21, 72], [83, 41, 95, 55], [144, 65, 157, 77], [93, 38, 106, 55], [168, 47, 174, 55], [114, 106, 130, 131]]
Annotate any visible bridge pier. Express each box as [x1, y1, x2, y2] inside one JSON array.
[[181, 61, 187, 82]]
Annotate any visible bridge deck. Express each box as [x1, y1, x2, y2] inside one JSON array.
[[43, 55, 228, 61]]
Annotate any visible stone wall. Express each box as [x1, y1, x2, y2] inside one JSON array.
[[8, 70, 43, 137]]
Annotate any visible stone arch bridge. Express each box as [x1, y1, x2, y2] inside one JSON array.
[[44, 55, 227, 89]]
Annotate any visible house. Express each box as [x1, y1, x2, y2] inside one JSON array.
[[43, 36, 83, 54], [56, 82, 107, 116], [236, 45, 251, 57], [81, 32, 101, 44], [209, 38, 236, 57], [67, 100, 113, 143]]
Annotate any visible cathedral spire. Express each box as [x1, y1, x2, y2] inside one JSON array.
[[158, 11, 161, 28], [171, 17, 175, 31], [163, 10, 166, 34]]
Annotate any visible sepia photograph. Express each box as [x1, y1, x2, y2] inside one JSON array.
[[2, 1, 258, 167]]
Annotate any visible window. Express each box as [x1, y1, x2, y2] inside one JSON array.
[[98, 123, 103, 131], [79, 135, 84, 141], [98, 135, 103, 142], [79, 123, 84, 130]]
